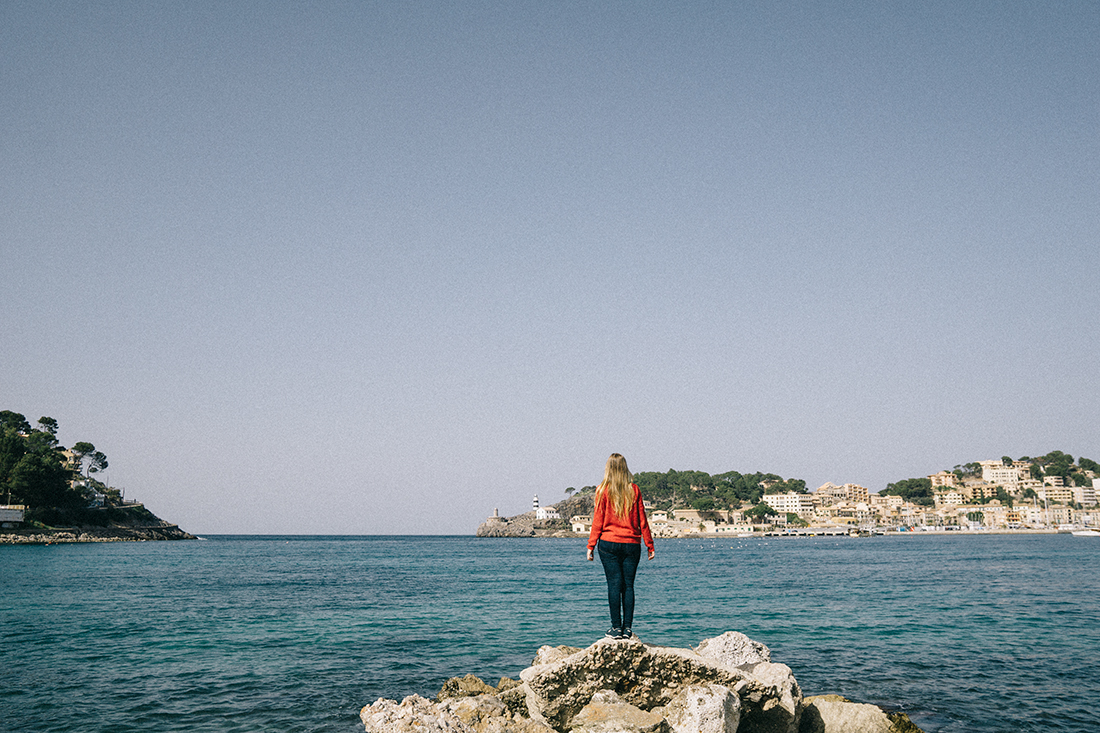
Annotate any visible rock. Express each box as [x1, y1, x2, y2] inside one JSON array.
[[695, 631, 771, 668], [519, 635, 800, 733], [799, 695, 917, 733], [361, 694, 472, 733], [532, 645, 584, 667], [884, 711, 924, 733], [362, 693, 557, 733], [362, 634, 922, 733], [438, 674, 498, 701], [739, 661, 801, 733], [570, 690, 669, 733], [663, 684, 740, 733], [499, 683, 531, 718], [440, 695, 516, 733]]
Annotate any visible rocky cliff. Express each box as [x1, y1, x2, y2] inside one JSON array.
[[360, 631, 923, 733], [0, 504, 196, 544]]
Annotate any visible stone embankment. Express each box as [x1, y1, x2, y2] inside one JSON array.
[[0, 523, 195, 544], [360, 631, 923, 733]]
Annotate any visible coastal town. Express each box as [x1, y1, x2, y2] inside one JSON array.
[[479, 458, 1100, 537]]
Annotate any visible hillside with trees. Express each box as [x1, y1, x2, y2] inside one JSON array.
[[1, 409, 191, 539], [567, 468, 807, 513], [882, 451, 1097, 508]]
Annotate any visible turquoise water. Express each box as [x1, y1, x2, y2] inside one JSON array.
[[2, 534, 1098, 732]]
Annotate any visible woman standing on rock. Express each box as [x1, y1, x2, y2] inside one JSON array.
[[586, 453, 655, 640]]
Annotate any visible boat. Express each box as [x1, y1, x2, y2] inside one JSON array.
[[1071, 529, 1100, 537]]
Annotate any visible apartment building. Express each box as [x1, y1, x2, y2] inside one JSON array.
[[934, 491, 965, 507], [814, 482, 870, 504], [762, 491, 815, 518], [929, 471, 959, 488], [1038, 486, 1074, 505], [979, 460, 1023, 488]]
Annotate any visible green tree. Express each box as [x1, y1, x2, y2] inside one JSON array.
[[966, 511, 985, 524], [0, 411, 31, 434], [1078, 457, 1099, 474], [692, 497, 716, 511], [0, 428, 28, 501], [1039, 451, 1074, 478], [1002, 456, 1013, 466], [1, 415, 77, 509], [88, 451, 108, 475], [881, 478, 934, 506], [10, 452, 78, 508], [745, 502, 778, 522], [71, 442, 96, 476]]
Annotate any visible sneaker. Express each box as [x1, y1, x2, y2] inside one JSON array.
[[604, 627, 622, 640], [621, 628, 633, 639]]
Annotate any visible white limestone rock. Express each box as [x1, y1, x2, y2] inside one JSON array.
[[532, 645, 584, 667], [663, 684, 741, 733], [799, 696, 892, 733], [740, 661, 801, 733], [361, 694, 472, 733], [695, 631, 772, 668], [569, 690, 669, 733], [440, 695, 510, 733], [519, 636, 800, 733]]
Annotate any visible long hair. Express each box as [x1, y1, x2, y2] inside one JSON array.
[[597, 453, 634, 518]]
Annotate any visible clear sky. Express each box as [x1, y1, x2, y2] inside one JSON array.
[[3, 1, 1098, 535]]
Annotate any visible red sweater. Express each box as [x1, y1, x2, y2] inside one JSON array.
[[587, 483, 655, 552]]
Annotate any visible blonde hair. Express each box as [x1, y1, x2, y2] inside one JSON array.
[[597, 453, 634, 518]]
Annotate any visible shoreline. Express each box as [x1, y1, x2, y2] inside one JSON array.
[[0, 523, 197, 544], [475, 527, 1065, 539]]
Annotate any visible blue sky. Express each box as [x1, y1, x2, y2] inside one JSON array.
[[3, 1, 1098, 534]]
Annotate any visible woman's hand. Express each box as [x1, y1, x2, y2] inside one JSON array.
[[586, 548, 594, 561], [647, 549, 655, 560]]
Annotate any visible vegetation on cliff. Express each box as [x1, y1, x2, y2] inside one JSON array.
[[566, 468, 807, 513], [1, 409, 186, 536], [1, 410, 100, 512]]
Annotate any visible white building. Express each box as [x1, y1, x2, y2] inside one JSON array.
[[979, 460, 1022, 488], [1037, 486, 1074, 505], [0, 504, 25, 528], [533, 494, 560, 520], [934, 491, 965, 507], [814, 482, 870, 504], [762, 491, 815, 518], [929, 471, 959, 488], [1072, 483, 1097, 506]]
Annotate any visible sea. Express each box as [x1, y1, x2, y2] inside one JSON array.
[[2, 534, 1098, 733]]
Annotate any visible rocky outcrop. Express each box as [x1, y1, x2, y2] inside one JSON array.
[[476, 496, 595, 538], [569, 690, 668, 733], [0, 523, 195, 544], [798, 695, 923, 733], [663, 683, 741, 733], [360, 632, 923, 733]]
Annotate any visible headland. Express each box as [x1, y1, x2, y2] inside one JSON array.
[[0, 503, 195, 544]]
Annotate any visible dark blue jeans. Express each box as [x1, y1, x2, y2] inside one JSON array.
[[597, 539, 641, 630]]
